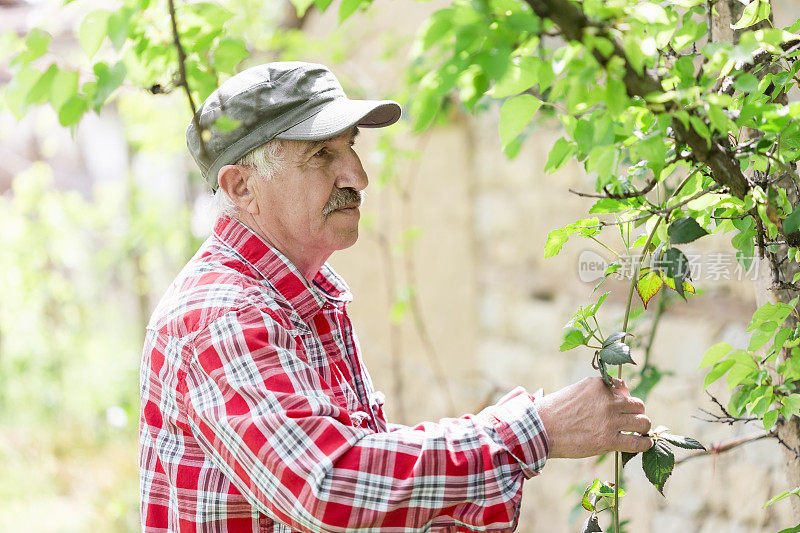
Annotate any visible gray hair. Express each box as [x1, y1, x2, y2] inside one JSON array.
[[211, 138, 292, 219]]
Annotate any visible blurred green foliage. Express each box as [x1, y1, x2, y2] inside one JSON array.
[[0, 162, 199, 530]]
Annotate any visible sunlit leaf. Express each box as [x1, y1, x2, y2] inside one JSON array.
[[78, 10, 110, 58], [499, 94, 541, 149], [636, 270, 663, 308]]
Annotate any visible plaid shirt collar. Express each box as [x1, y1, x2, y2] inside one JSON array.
[[213, 215, 353, 322]]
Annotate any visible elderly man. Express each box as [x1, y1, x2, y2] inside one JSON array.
[[139, 62, 652, 532]]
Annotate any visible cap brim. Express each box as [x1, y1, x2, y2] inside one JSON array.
[[276, 98, 401, 141]]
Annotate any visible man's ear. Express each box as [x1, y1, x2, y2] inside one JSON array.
[[217, 165, 259, 215]]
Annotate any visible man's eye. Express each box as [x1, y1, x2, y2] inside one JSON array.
[[314, 147, 329, 157]]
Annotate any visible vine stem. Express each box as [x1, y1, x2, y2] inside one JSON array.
[[612, 168, 700, 532]]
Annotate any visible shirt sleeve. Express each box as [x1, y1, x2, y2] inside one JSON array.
[[181, 305, 549, 532]]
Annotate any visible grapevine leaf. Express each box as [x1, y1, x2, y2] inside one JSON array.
[[598, 342, 635, 365], [636, 270, 663, 308], [668, 217, 708, 244], [641, 439, 675, 495], [659, 433, 705, 450]]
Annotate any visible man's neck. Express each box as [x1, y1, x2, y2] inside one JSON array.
[[229, 213, 328, 283]]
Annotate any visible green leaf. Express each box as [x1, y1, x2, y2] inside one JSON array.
[[581, 479, 601, 511], [777, 525, 800, 533], [107, 9, 131, 50], [58, 95, 87, 127], [212, 38, 249, 74], [735, 73, 760, 93], [598, 342, 635, 365], [91, 61, 127, 109], [661, 275, 696, 296], [732, 0, 771, 30], [560, 328, 586, 351], [704, 359, 735, 388], [660, 247, 690, 299], [636, 270, 663, 309], [699, 343, 732, 369], [727, 353, 758, 389], [660, 433, 705, 450], [621, 451, 638, 467], [783, 206, 800, 235], [14, 28, 51, 64], [763, 408, 779, 430], [498, 94, 541, 149], [660, 247, 690, 280], [491, 57, 539, 98], [339, 0, 365, 23], [641, 440, 675, 495], [49, 69, 79, 113], [289, 0, 316, 17], [26, 64, 59, 106], [78, 10, 110, 58], [603, 331, 632, 347], [748, 302, 793, 332], [749, 322, 777, 351], [544, 227, 569, 258], [544, 137, 575, 173], [3, 66, 41, 118], [605, 76, 628, 116], [668, 217, 708, 244], [782, 394, 800, 417], [763, 486, 800, 508]]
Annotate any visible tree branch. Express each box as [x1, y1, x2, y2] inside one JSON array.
[[675, 430, 775, 466], [167, 0, 210, 163], [522, 0, 751, 198]]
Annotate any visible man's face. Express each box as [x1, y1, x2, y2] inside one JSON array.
[[247, 127, 367, 263]]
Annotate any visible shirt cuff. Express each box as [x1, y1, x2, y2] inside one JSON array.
[[479, 386, 550, 478]]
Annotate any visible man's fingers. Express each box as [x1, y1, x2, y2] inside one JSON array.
[[618, 395, 646, 414], [615, 432, 654, 454], [620, 413, 651, 435]]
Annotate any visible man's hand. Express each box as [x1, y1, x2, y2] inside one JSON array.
[[535, 377, 652, 459]]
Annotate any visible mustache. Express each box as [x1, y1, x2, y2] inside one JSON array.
[[322, 188, 363, 216]]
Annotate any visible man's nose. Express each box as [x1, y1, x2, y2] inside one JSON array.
[[335, 149, 369, 191]]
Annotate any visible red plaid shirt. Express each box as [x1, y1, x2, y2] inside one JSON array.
[[139, 215, 549, 532]]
